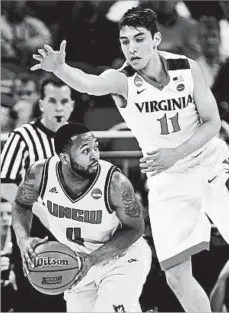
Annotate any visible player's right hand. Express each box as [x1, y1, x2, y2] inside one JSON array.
[[31, 40, 66, 72], [18, 236, 48, 276]]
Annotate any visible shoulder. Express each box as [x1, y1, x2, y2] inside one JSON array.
[[28, 159, 46, 180], [188, 58, 203, 76], [11, 121, 35, 138], [101, 68, 128, 99], [110, 170, 132, 194], [160, 51, 191, 70]]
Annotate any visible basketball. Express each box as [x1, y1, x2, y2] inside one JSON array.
[[27, 241, 81, 295]]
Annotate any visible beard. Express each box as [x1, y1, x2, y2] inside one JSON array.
[[69, 156, 97, 179]]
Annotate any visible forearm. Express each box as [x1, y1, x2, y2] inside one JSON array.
[[53, 63, 99, 94], [210, 280, 227, 312], [90, 227, 142, 266], [12, 202, 33, 245], [176, 120, 221, 160]]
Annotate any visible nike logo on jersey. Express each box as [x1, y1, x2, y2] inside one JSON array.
[[49, 187, 58, 193], [137, 88, 146, 94], [208, 176, 217, 183]]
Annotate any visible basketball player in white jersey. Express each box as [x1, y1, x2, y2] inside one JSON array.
[[31, 7, 229, 312], [11, 123, 151, 312]]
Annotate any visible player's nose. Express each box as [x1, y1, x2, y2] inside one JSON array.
[[129, 43, 137, 54]]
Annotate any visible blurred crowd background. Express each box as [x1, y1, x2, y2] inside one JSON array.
[[1, 1, 229, 312]]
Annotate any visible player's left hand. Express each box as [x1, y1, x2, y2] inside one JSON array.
[[69, 253, 93, 292], [140, 148, 180, 176]]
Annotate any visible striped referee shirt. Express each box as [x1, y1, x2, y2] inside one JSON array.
[[1, 118, 56, 185]]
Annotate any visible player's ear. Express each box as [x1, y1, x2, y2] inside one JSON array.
[[59, 153, 69, 165], [153, 32, 162, 48]]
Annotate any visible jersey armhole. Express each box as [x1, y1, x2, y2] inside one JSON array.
[[39, 157, 51, 199], [104, 166, 122, 214]]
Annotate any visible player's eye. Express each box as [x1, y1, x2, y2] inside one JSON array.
[[121, 40, 129, 46], [82, 149, 89, 155], [136, 38, 144, 43]]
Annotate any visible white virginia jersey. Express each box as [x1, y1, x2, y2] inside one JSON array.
[[114, 51, 225, 172], [38, 156, 121, 254], [117, 51, 199, 153]]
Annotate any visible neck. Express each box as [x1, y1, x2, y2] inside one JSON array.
[[139, 51, 163, 82], [41, 116, 62, 133], [61, 163, 90, 194]]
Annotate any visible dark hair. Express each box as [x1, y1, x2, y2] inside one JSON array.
[[119, 7, 158, 38], [13, 72, 40, 92], [40, 77, 73, 99], [54, 123, 91, 155]]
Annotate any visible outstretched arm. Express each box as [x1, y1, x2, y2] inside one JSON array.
[[31, 41, 127, 97]]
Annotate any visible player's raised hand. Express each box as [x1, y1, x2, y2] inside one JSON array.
[[31, 40, 66, 72]]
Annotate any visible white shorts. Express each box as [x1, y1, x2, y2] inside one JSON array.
[[147, 137, 229, 270], [64, 238, 151, 312]]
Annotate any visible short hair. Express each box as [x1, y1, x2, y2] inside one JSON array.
[[54, 123, 91, 155], [119, 7, 158, 38], [40, 77, 73, 99], [12, 72, 40, 92]]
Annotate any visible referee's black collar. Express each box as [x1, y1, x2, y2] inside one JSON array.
[[34, 118, 56, 138]]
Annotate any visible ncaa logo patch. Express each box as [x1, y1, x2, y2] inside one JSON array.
[[134, 75, 143, 87], [177, 84, 185, 92], [91, 188, 102, 200]]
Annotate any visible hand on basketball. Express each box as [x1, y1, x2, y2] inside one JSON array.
[[31, 40, 66, 72], [69, 253, 93, 291], [18, 236, 49, 276], [140, 148, 180, 176]]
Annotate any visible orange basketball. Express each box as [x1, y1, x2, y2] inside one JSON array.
[[27, 241, 81, 295]]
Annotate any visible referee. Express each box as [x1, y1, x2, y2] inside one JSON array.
[[1, 77, 74, 312]]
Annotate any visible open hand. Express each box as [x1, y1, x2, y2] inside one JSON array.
[[140, 148, 180, 176], [69, 252, 94, 292], [31, 40, 66, 72], [18, 236, 48, 276]]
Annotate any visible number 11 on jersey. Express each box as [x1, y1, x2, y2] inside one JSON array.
[[157, 113, 181, 135], [66, 227, 85, 246]]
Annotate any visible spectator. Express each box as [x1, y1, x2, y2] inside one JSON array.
[[62, 1, 121, 72], [212, 58, 229, 122], [219, 0, 229, 61], [197, 16, 222, 88], [1, 0, 52, 67], [11, 72, 40, 128], [154, 0, 201, 59], [212, 58, 229, 143], [1, 94, 15, 134], [210, 259, 229, 312], [1, 198, 17, 312]]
